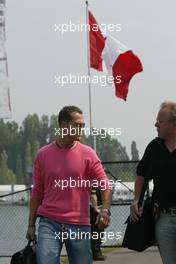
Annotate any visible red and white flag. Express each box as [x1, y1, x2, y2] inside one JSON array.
[[89, 11, 105, 71], [102, 36, 143, 101], [88, 10, 143, 101]]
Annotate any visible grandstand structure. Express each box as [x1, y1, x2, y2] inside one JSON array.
[[0, 0, 11, 119]]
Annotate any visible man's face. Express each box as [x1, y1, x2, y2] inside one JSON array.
[[155, 108, 176, 139], [60, 112, 85, 141]]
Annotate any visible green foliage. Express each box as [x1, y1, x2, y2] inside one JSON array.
[[0, 150, 16, 184], [25, 142, 32, 172], [131, 140, 139, 161], [81, 131, 129, 162], [16, 154, 23, 184], [5, 168, 16, 184], [31, 140, 40, 161], [81, 130, 134, 181], [49, 115, 58, 142]]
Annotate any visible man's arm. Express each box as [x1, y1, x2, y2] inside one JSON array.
[[88, 153, 112, 228], [130, 176, 145, 222], [96, 189, 112, 229], [26, 196, 42, 240], [101, 189, 112, 210], [28, 197, 42, 225]]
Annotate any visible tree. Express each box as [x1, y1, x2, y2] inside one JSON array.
[[24, 142, 33, 186], [0, 120, 20, 173], [40, 115, 50, 145], [16, 154, 23, 183], [131, 141, 139, 161], [49, 114, 58, 142], [0, 150, 7, 184], [5, 169, 16, 184], [24, 142, 32, 173], [31, 140, 40, 161], [0, 150, 16, 184], [21, 114, 41, 145]]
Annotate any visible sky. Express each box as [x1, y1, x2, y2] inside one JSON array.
[[4, 0, 176, 158]]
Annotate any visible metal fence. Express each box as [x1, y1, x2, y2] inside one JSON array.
[[0, 161, 138, 258]]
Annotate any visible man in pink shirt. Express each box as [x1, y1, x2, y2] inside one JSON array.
[[26, 106, 112, 264]]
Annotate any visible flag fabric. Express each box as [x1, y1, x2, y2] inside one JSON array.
[[89, 11, 105, 71], [102, 36, 143, 101], [88, 10, 143, 101]]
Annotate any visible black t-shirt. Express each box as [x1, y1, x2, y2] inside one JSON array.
[[137, 137, 176, 208]]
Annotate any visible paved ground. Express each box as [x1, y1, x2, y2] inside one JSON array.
[[1, 247, 162, 264], [94, 247, 162, 264]]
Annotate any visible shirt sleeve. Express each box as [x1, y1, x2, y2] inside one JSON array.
[[31, 151, 45, 199]]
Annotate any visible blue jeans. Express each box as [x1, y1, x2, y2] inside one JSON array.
[[36, 217, 93, 264], [155, 213, 176, 264]]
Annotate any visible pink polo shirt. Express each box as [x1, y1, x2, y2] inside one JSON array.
[[32, 141, 111, 225]]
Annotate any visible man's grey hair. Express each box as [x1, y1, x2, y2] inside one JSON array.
[[160, 101, 176, 124]]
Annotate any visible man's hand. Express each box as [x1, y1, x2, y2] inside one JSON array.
[[26, 226, 36, 241], [26, 197, 42, 241], [130, 200, 143, 222], [96, 211, 110, 230]]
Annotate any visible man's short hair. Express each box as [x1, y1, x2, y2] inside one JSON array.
[[58, 106, 83, 125], [160, 101, 176, 124]]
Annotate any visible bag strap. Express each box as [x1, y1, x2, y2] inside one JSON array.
[[138, 164, 152, 208], [27, 240, 37, 247]]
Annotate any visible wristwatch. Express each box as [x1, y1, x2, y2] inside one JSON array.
[[101, 208, 111, 216]]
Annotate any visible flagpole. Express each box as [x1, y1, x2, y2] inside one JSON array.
[[86, 0, 96, 150]]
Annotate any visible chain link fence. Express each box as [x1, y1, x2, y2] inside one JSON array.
[[0, 161, 138, 258], [101, 161, 137, 246], [0, 188, 31, 258]]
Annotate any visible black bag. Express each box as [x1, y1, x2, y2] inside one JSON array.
[[11, 240, 37, 264], [122, 197, 155, 251], [122, 166, 155, 252]]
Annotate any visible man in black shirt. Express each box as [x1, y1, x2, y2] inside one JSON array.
[[130, 101, 176, 264]]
